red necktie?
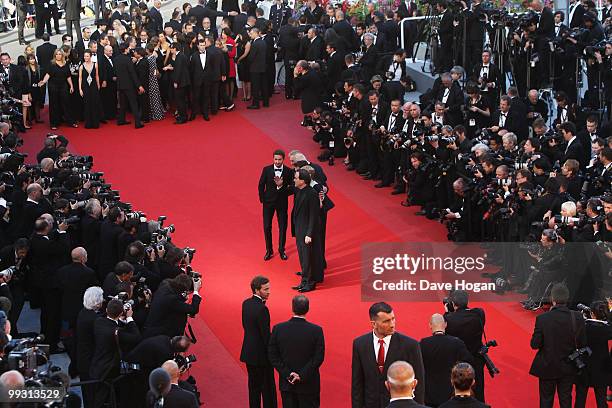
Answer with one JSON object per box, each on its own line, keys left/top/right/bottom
{"left": 377, "top": 339, "right": 385, "bottom": 373}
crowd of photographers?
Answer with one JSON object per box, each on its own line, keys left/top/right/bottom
{"left": 0, "top": 129, "right": 202, "bottom": 407}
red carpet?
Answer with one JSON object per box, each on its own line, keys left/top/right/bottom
{"left": 21, "top": 100, "right": 595, "bottom": 407}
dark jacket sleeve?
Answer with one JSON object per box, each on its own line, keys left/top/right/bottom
{"left": 297, "top": 325, "right": 325, "bottom": 382}
{"left": 268, "top": 326, "right": 291, "bottom": 379}
{"left": 351, "top": 338, "right": 365, "bottom": 408}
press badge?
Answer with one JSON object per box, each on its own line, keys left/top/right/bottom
{"left": 469, "top": 119, "right": 475, "bottom": 127}
{"left": 329, "top": 141, "right": 335, "bottom": 148}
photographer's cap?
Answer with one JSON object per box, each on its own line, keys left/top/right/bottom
{"left": 370, "top": 75, "right": 383, "bottom": 84}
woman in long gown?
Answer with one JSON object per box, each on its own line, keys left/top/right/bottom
{"left": 146, "top": 44, "right": 165, "bottom": 121}
{"left": 26, "top": 54, "right": 42, "bottom": 124}
{"left": 38, "top": 49, "right": 77, "bottom": 130}
{"left": 68, "top": 49, "right": 83, "bottom": 122}
{"left": 79, "top": 50, "right": 102, "bottom": 129}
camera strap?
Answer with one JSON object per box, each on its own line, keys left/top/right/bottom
{"left": 185, "top": 322, "right": 198, "bottom": 344}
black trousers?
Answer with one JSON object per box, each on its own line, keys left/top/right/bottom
{"left": 205, "top": 80, "right": 220, "bottom": 115}
{"left": 8, "top": 281, "right": 25, "bottom": 336}
{"left": 320, "top": 211, "right": 327, "bottom": 270}
{"left": 100, "top": 81, "right": 117, "bottom": 120}
{"left": 283, "top": 60, "right": 294, "bottom": 97}
{"left": 366, "top": 132, "right": 381, "bottom": 177}
{"left": 280, "top": 391, "right": 319, "bottom": 408}
{"left": 538, "top": 377, "right": 573, "bottom": 408}
{"left": 246, "top": 365, "right": 277, "bottom": 408}
{"left": 118, "top": 88, "right": 141, "bottom": 126}
{"left": 266, "top": 61, "right": 276, "bottom": 96}
{"left": 263, "top": 202, "right": 288, "bottom": 252}
{"left": 174, "top": 86, "right": 188, "bottom": 121}
{"left": 34, "top": 7, "right": 49, "bottom": 38}
{"left": 41, "top": 288, "right": 62, "bottom": 348}
{"left": 48, "top": 86, "right": 73, "bottom": 127}
{"left": 79, "top": 371, "right": 95, "bottom": 408}
{"left": 296, "top": 234, "right": 323, "bottom": 284}
{"left": 575, "top": 383, "right": 607, "bottom": 408}
{"left": 472, "top": 356, "right": 486, "bottom": 403}
{"left": 138, "top": 88, "right": 150, "bottom": 122}
{"left": 251, "top": 71, "right": 269, "bottom": 106}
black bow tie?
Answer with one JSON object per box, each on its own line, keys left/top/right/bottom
{"left": 91, "top": 53, "right": 96, "bottom": 56}
{"left": 274, "top": 167, "right": 282, "bottom": 171}
{"left": 391, "top": 113, "right": 398, "bottom": 116}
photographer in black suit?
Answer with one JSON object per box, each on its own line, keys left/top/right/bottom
{"left": 420, "top": 314, "right": 471, "bottom": 407}
{"left": 144, "top": 273, "right": 202, "bottom": 338}
{"left": 352, "top": 302, "right": 425, "bottom": 407}
{"left": 259, "top": 150, "right": 293, "bottom": 261}
{"left": 443, "top": 290, "right": 486, "bottom": 403}
{"left": 114, "top": 43, "right": 145, "bottom": 129}
{"left": 160, "top": 360, "right": 199, "bottom": 408}
{"left": 240, "top": 276, "right": 277, "bottom": 408}
{"left": 170, "top": 43, "right": 191, "bottom": 124}
{"left": 268, "top": 295, "right": 325, "bottom": 408}
{"left": 293, "top": 60, "right": 323, "bottom": 115}
{"left": 90, "top": 298, "right": 141, "bottom": 408}
{"left": 529, "top": 283, "right": 586, "bottom": 408}
{"left": 76, "top": 286, "right": 104, "bottom": 408}
{"left": 385, "top": 361, "right": 428, "bottom": 408}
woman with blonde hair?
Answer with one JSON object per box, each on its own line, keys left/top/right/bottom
{"left": 38, "top": 49, "right": 77, "bottom": 130}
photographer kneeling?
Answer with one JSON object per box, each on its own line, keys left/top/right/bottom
{"left": 143, "top": 274, "right": 202, "bottom": 338}
{"left": 444, "top": 290, "right": 488, "bottom": 403}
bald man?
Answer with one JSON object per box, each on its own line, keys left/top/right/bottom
{"left": 0, "top": 370, "right": 25, "bottom": 390}
{"left": 57, "top": 247, "right": 97, "bottom": 330}
{"left": 419, "top": 314, "right": 471, "bottom": 407}
{"left": 161, "top": 360, "right": 199, "bottom": 408}
{"left": 385, "top": 361, "right": 428, "bottom": 407}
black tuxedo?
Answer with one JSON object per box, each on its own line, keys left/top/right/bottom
{"left": 333, "top": 19, "right": 358, "bottom": 51}
{"left": 530, "top": 306, "right": 586, "bottom": 408}
{"left": 437, "top": 9, "right": 454, "bottom": 71}
{"left": 491, "top": 109, "right": 521, "bottom": 137}
{"left": 114, "top": 52, "right": 142, "bottom": 127}
{"left": 470, "top": 63, "right": 503, "bottom": 98}
{"left": 259, "top": 164, "right": 293, "bottom": 253}
{"left": 171, "top": 52, "right": 191, "bottom": 121}
{"left": 188, "top": 4, "right": 227, "bottom": 26}
{"left": 293, "top": 69, "right": 323, "bottom": 114}
{"left": 278, "top": 24, "right": 301, "bottom": 97}
{"left": 98, "top": 54, "right": 117, "bottom": 120}
{"left": 16, "top": 199, "right": 52, "bottom": 238}
{"left": 164, "top": 384, "right": 199, "bottom": 408}
{"left": 190, "top": 47, "right": 222, "bottom": 118}
{"left": 561, "top": 137, "right": 586, "bottom": 170}
{"left": 124, "top": 335, "right": 174, "bottom": 371}
{"left": 420, "top": 334, "right": 472, "bottom": 406}
{"left": 143, "top": 282, "right": 201, "bottom": 338}
{"left": 379, "top": 20, "right": 399, "bottom": 53}
{"left": 57, "top": 262, "right": 97, "bottom": 327}
{"left": 249, "top": 36, "right": 269, "bottom": 107}
{"left": 352, "top": 332, "right": 426, "bottom": 407}
{"left": 97, "top": 220, "right": 124, "bottom": 275}
{"left": 292, "top": 185, "right": 322, "bottom": 286}
{"left": 397, "top": 1, "right": 417, "bottom": 19}
{"left": 377, "top": 55, "right": 406, "bottom": 81}
{"left": 36, "top": 42, "right": 57, "bottom": 75}
{"left": 76, "top": 308, "right": 99, "bottom": 407}
{"left": 436, "top": 83, "right": 464, "bottom": 126}
{"left": 326, "top": 50, "right": 345, "bottom": 92}
{"left": 134, "top": 57, "right": 150, "bottom": 122}
{"left": 268, "top": 317, "right": 325, "bottom": 404}
{"left": 387, "top": 399, "right": 429, "bottom": 408}
{"left": 240, "top": 296, "right": 277, "bottom": 408}
{"left": 359, "top": 45, "right": 378, "bottom": 83}
{"left": 303, "top": 36, "right": 325, "bottom": 61}
{"left": 439, "top": 396, "right": 490, "bottom": 408}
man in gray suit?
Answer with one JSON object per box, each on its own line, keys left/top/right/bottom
{"left": 64, "top": 0, "right": 82, "bottom": 42}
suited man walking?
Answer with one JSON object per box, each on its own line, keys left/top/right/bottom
{"left": 259, "top": 150, "right": 294, "bottom": 261}
{"left": 248, "top": 28, "right": 269, "bottom": 109}
{"left": 419, "top": 314, "right": 471, "bottom": 407}
{"left": 268, "top": 295, "right": 325, "bottom": 408}
{"left": 529, "top": 283, "right": 586, "bottom": 408}
{"left": 170, "top": 42, "right": 191, "bottom": 124}
{"left": 240, "top": 276, "right": 277, "bottom": 408}
{"left": 385, "top": 361, "right": 428, "bottom": 408}
{"left": 291, "top": 169, "right": 321, "bottom": 293}
{"left": 99, "top": 45, "right": 117, "bottom": 121}
{"left": 352, "top": 302, "right": 425, "bottom": 407}
{"left": 189, "top": 37, "right": 222, "bottom": 121}
{"left": 114, "top": 43, "right": 145, "bottom": 129}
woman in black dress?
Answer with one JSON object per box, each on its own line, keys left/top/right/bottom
{"left": 38, "top": 49, "right": 77, "bottom": 130}
{"left": 68, "top": 49, "right": 83, "bottom": 122}
{"left": 25, "top": 54, "right": 42, "bottom": 124}
{"left": 16, "top": 56, "right": 31, "bottom": 130}
{"left": 79, "top": 50, "right": 102, "bottom": 129}
{"left": 235, "top": 31, "right": 251, "bottom": 101}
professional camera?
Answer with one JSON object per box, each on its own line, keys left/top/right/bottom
{"left": 479, "top": 340, "right": 500, "bottom": 377}
{"left": 576, "top": 303, "right": 592, "bottom": 319}
{"left": 567, "top": 346, "right": 592, "bottom": 371}
{"left": 174, "top": 354, "right": 197, "bottom": 371}
{"left": 4, "top": 335, "right": 49, "bottom": 377}
{"left": 184, "top": 265, "right": 201, "bottom": 282}
{"left": 584, "top": 41, "right": 607, "bottom": 58}
{"left": 442, "top": 297, "right": 455, "bottom": 312}
{"left": 112, "top": 292, "right": 135, "bottom": 311}
{"left": 0, "top": 266, "right": 15, "bottom": 280}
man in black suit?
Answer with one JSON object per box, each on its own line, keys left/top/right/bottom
{"left": 76, "top": 286, "right": 105, "bottom": 408}
{"left": 90, "top": 299, "right": 141, "bottom": 408}
{"left": 189, "top": 38, "right": 219, "bottom": 121}
{"left": 114, "top": 43, "right": 145, "bottom": 129}
{"left": 444, "top": 290, "right": 486, "bottom": 403}
{"left": 436, "top": 1, "right": 454, "bottom": 72}
{"left": 291, "top": 169, "right": 321, "bottom": 293}
{"left": 439, "top": 363, "right": 490, "bottom": 408}
{"left": 379, "top": 11, "right": 399, "bottom": 54}
{"left": 259, "top": 150, "right": 293, "bottom": 261}
{"left": 0, "top": 239, "right": 29, "bottom": 336}
{"left": 144, "top": 274, "right": 202, "bottom": 338}
{"left": 490, "top": 96, "right": 521, "bottom": 138}
{"left": 567, "top": 0, "right": 585, "bottom": 27}
{"left": 99, "top": 45, "right": 118, "bottom": 121}
{"left": 278, "top": 19, "right": 301, "bottom": 99}
{"left": 293, "top": 60, "right": 323, "bottom": 115}
{"left": 333, "top": 10, "right": 358, "bottom": 52}
{"left": 16, "top": 183, "right": 52, "bottom": 239}
{"left": 470, "top": 50, "right": 503, "bottom": 103}
{"left": 248, "top": 28, "right": 269, "bottom": 109}
{"left": 240, "top": 276, "right": 277, "bottom": 408}
{"left": 133, "top": 48, "right": 151, "bottom": 123}
{"left": 0, "top": 53, "right": 25, "bottom": 102}
{"left": 420, "top": 314, "right": 471, "bottom": 407}
{"left": 149, "top": 0, "right": 164, "bottom": 34}
{"left": 97, "top": 206, "right": 125, "bottom": 277}
{"left": 169, "top": 43, "right": 191, "bottom": 124}
{"left": 29, "top": 216, "right": 70, "bottom": 353}
{"left": 268, "top": 295, "right": 325, "bottom": 408}
{"left": 36, "top": 34, "right": 56, "bottom": 76}
{"left": 325, "top": 43, "right": 344, "bottom": 94}
{"left": 385, "top": 361, "right": 428, "bottom": 408}
{"left": 529, "top": 283, "right": 586, "bottom": 408}
{"left": 302, "top": 27, "right": 324, "bottom": 61}
{"left": 58, "top": 247, "right": 98, "bottom": 331}
{"left": 435, "top": 73, "right": 463, "bottom": 126}
{"left": 302, "top": 165, "right": 334, "bottom": 272}
{"left": 188, "top": 0, "right": 235, "bottom": 27}
{"left": 352, "top": 302, "right": 426, "bottom": 407}
{"left": 102, "top": 261, "right": 134, "bottom": 298}
{"left": 160, "top": 360, "right": 199, "bottom": 407}
{"left": 73, "top": 27, "right": 92, "bottom": 60}
{"left": 559, "top": 121, "right": 586, "bottom": 170}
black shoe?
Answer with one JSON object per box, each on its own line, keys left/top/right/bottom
{"left": 346, "top": 164, "right": 355, "bottom": 171}
{"left": 188, "top": 114, "right": 196, "bottom": 121}
{"left": 226, "top": 103, "right": 235, "bottom": 111}
{"left": 415, "top": 210, "right": 427, "bottom": 216}
{"left": 203, "top": 115, "right": 210, "bottom": 121}
{"left": 375, "top": 182, "right": 390, "bottom": 188}
{"left": 264, "top": 251, "right": 273, "bottom": 261}
{"left": 135, "top": 123, "right": 144, "bottom": 129}
{"left": 247, "top": 105, "right": 260, "bottom": 110}
{"left": 279, "top": 251, "right": 288, "bottom": 260}
{"left": 298, "top": 284, "right": 316, "bottom": 293}
{"left": 391, "top": 189, "right": 405, "bottom": 195}
{"left": 295, "top": 271, "right": 302, "bottom": 276}
{"left": 117, "top": 121, "right": 131, "bottom": 126}
{"left": 361, "top": 173, "right": 372, "bottom": 180}
{"left": 292, "top": 284, "right": 304, "bottom": 290}
{"left": 400, "top": 201, "right": 413, "bottom": 207}
{"left": 174, "top": 119, "right": 186, "bottom": 125}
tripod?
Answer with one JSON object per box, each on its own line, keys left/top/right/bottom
{"left": 412, "top": 4, "right": 440, "bottom": 74}
{"left": 491, "top": 22, "right": 516, "bottom": 96}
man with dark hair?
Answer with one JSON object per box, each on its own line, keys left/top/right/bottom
{"left": 259, "top": 150, "right": 293, "bottom": 261}
{"left": 248, "top": 28, "right": 269, "bottom": 109}
{"left": 559, "top": 121, "right": 586, "bottom": 170}
{"left": 102, "top": 261, "right": 134, "bottom": 298}
{"left": 114, "top": 43, "right": 145, "bottom": 129}
{"left": 268, "top": 295, "right": 325, "bottom": 408}
{"left": 291, "top": 168, "right": 322, "bottom": 293}
{"left": 98, "top": 207, "right": 126, "bottom": 278}
{"left": 169, "top": 43, "right": 191, "bottom": 124}
{"left": 439, "top": 363, "right": 490, "bottom": 407}
{"left": 529, "top": 283, "right": 586, "bottom": 408}
{"left": 240, "top": 276, "right": 277, "bottom": 408}
{"left": 351, "top": 302, "right": 425, "bottom": 407}
{"left": 444, "top": 290, "right": 487, "bottom": 403}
